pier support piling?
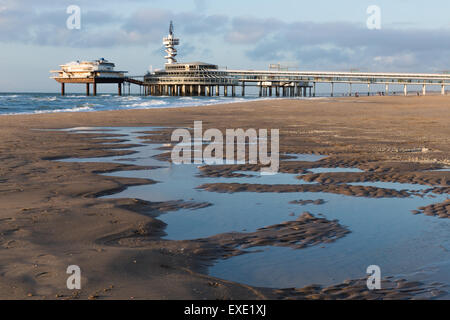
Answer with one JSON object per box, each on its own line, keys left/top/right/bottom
{"left": 61, "top": 83, "right": 65, "bottom": 96}
{"left": 422, "top": 84, "right": 426, "bottom": 96}
{"left": 118, "top": 83, "right": 122, "bottom": 96}
{"left": 331, "top": 82, "right": 334, "bottom": 97}
{"left": 403, "top": 84, "right": 408, "bottom": 96}
{"left": 442, "top": 84, "right": 446, "bottom": 95}
{"left": 86, "top": 83, "right": 90, "bottom": 96}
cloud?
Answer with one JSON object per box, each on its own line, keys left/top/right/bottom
{"left": 225, "top": 16, "right": 450, "bottom": 72}
{"left": 225, "top": 16, "right": 284, "bottom": 44}
{"left": 0, "top": 3, "right": 228, "bottom": 47}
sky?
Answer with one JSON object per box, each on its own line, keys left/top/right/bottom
{"left": 0, "top": 0, "right": 449, "bottom": 92}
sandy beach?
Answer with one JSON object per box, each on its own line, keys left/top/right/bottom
{"left": 0, "top": 95, "right": 449, "bottom": 300}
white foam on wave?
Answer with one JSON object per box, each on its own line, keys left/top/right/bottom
{"left": 127, "top": 100, "right": 168, "bottom": 108}
{"left": 32, "top": 96, "right": 58, "bottom": 102}
{"left": 33, "top": 106, "right": 94, "bottom": 114}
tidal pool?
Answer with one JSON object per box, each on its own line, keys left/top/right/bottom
{"left": 57, "top": 127, "right": 450, "bottom": 297}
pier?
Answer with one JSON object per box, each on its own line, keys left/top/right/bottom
{"left": 50, "top": 58, "right": 128, "bottom": 96}
{"left": 51, "top": 22, "right": 450, "bottom": 97}
{"left": 128, "top": 68, "right": 449, "bottom": 98}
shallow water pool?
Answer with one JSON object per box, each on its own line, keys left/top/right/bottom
{"left": 57, "top": 127, "right": 450, "bottom": 296}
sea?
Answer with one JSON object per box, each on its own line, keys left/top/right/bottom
{"left": 0, "top": 92, "right": 276, "bottom": 116}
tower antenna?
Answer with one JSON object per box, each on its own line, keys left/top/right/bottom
{"left": 169, "top": 21, "right": 174, "bottom": 35}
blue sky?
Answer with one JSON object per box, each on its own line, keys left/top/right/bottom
{"left": 1, "top": 0, "right": 449, "bottom": 92}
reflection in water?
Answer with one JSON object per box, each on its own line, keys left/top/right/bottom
{"left": 58, "top": 127, "right": 450, "bottom": 296}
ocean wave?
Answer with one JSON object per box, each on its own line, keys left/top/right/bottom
{"left": 118, "top": 96, "right": 141, "bottom": 101}
{"left": 33, "top": 106, "right": 94, "bottom": 114}
{"left": 64, "top": 95, "right": 87, "bottom": 99}
{"left": 0, "top": 93, "right": 279, "bottom": 115}
{"left": 127, "top": 100, "right": 168, "bottom": 108}
{"left": 32, "top": 97, "right": 58, "bottom": 102}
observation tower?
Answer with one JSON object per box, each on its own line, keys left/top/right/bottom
{"left": 163, "top": 21, "right": 180, "bottom": 65}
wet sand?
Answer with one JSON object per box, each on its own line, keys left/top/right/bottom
{"left": 0, "top": 96, "right": 449, "bottom": 299}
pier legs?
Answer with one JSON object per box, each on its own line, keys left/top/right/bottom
{"left": 242, "top": 83, "right": 245, "bottom": 97}
{"left": 442, "top": 84, "right": 446, "bottom": 95}
{"left": 422, "top": 84, "right": 426, "bottom": 96}
{"left": 367, "top": 83, "right": 370, "bottom": 96}
{"left": 349, "top": 83, "right": 352, "bottom": 96}
{"left": 232, "top": 85, "right": 236, "bottom": 97}
{"left": 224, "top": 86, "right": 228, "bottom": 97}
{"left": 403, "top": 84, "right": 407, "bottom": 96}
{"left": 118, "top": 83, "right": 122, "bottom": 96}
{"left": 313, "top": 82, "right": 316, "bottom": 97}
{"left": 385, "top": 84, "right": 389, "bottom": 96}
{"left": 93, "top": 83, "right": 97, "bottom": 96}
{"left": 216, "top": 85, "right": 220, "bottom": 96}
{"left": 331, "top": 82, "right": 334, "bottom": 97}
{"left": 86, "top": 83, "right": 90, "bottom": 96}
{"left": 61, "top": 83, "right": 65, "bottom": 96}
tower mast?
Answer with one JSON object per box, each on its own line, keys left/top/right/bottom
{"left": 163, "top": 21, "right": 180, "bottom": 65}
